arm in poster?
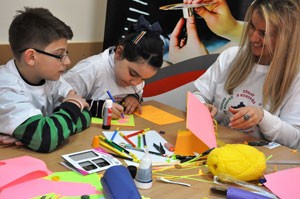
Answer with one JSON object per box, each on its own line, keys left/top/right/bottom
{"left": 169, "top": 15, "right": 208, "bottom": 64}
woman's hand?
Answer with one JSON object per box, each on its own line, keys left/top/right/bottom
{"left": 229, "top": 106, "right": 264, "bottom": 129}
{"left": 204, "top": 103, "right": 218, "bottom": 117}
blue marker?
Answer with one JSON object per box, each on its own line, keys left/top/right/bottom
{"left": 105, "top": 89, "right": 125, "bottom": 118}
{"left": 110, "top": 127, "right": 120, "bottom": 141}
{"left": 106, "top": 89, "right": 116, "bottom": 102}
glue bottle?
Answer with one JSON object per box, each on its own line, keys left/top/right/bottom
{"left": 102, "top": 99, "right": 112, "bottom": 130}
{"left": 134, "top": 149, "right": 152, "bottom": 189}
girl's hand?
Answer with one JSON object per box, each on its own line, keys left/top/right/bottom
{"left": 112, "top": 103, "right": 125, "bottom": 119}
{"left": 122, "top": 96, "right": 142, "bottom": 114}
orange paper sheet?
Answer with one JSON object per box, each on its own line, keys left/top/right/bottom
{"left": 135, "top": 105, "right": 184, "bottom": 125}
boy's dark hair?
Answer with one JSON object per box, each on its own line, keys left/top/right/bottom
{"left": 117, "top": 16, "right": 164, "bottom": 69}
{"left": 9, "top": 7, "right": 73, "bottom": 60}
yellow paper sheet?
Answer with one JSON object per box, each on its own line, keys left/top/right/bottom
{"left": 92, "top": 114, "right": 135, "bottom": 127}
{"left": 135, "top": 105, "right": 184, "bottom": 125}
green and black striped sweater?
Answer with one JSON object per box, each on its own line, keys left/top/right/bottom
{"left": 13, "top": 102, "right": 91, "bottom": 153}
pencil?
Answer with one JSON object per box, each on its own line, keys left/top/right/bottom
{"left": 137, "top": 134, "right": 141, "bottom": 149}
{"left": 142, "top": 133, "right": 147, "bottom": 148}
{"left": 124, "top": 145, "right": 166, "bottom": 157}
{"left": 127, "top": 128, "right": 150, "bottom": 138}
{"left": 108, "top": 152, "right": 139, "bottom": 163}
{"left": 111, "top": 140, "right": 139, "bottom": 160}
{"left": 267, "top": 160, "right": 300, "bottom": 165}
{"left": 119, "top": 132, "right": 136, "bottom": 148}
{"left": 99, "top": 140, "right": 128, "bottom": 158}
{"left": 99, "top": 135, "right": 120, "bottom": 150}
{"left": 105, "top": 89, "right": 125, "bottom": 118}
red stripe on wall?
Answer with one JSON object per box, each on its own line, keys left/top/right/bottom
{"left": 143, "top": 70, "right": 206, "bottom": 97}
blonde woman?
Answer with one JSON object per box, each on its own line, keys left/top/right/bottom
{"left": 193, "top": 0, "right": 300, "bottom": 149}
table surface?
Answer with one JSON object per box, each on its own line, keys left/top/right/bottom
{"left": 1, "top": 100, "right": 299, "bottom": 198}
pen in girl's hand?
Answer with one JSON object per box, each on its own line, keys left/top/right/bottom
{"left": 105, "top": 89, "right": 125, "bottom": 118}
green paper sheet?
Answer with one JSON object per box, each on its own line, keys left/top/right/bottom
{"left": 92, "top": 114, "right": 135, "bottom": 127}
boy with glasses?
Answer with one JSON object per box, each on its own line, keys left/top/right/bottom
{"left": 0, "top": 7, "right": 91, "bottom": 152}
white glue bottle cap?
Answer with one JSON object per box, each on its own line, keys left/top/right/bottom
{"left": 134, "top": 148, "right": 152, "bottom": 189}
{"left": 105, "top": 99, "right": 113, "bottom": 108}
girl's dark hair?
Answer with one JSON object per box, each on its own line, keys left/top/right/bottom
{"left": 9, "top": 7, "right": 73, "bottom": 60}
{"left": 116, "top": 16, "right": 164, "bottom": 69}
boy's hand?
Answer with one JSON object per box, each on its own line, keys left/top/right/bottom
{"left": 123, "top": 96, "right": 142, "bottom": 114}
{"left": 65, "top": 90, "right": 89, "bottom": 110}
{"left": 0, "top": 134, "right": 23, "bottom": 146}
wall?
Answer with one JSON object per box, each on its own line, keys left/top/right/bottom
{"left": 0, "top": 0, "right": 107, "bottom": 65}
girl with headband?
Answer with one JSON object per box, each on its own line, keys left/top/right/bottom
{"left": 64, "top": 15, "right": 164, "bottom": 119}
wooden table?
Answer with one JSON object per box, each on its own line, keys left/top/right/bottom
{"left": 1, "top": 100, "right": 299, "bottom": 198}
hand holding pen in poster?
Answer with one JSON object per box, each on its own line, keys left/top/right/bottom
{"left": 168, "top": 0, "right": 244, "bottom": 64}
{"left": 160, "top": 1, "right": 216, "bottom": 10}
{"left": 160, "top": 1, "right": 216, "bottom": 18}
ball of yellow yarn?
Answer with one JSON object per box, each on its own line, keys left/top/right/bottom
{"left": 207, "top": 144, "right": 266, "bottom": 181}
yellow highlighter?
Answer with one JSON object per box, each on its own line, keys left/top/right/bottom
{"left": 99, "top": 140, "right": 128, "bottom": 158}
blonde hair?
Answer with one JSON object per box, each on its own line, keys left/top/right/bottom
{"left": 225, "top": 0, "right": 300, "bottom": 113}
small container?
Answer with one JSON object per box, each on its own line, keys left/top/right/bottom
{"left": 102, "top": 99, "right": 112, "bottom": 130}
{"left": 134, "top": 149, "right": 152, "bottom": 189}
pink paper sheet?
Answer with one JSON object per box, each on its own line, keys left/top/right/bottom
{"left": 186, "top": 92, "right": 217, "bottom": 148}
{"left": 264, "top": 167, "right": 300, "bottom": 199}
{"left": 0, "top": 156, "right": 51, "bottom": 190}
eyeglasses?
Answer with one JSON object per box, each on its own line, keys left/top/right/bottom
{"left": 19, "top": 48, "right": 69, "bottom": 62}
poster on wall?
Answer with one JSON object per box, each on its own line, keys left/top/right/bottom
{"left": 103, "top": 0, "right": 254, "bottom": 110}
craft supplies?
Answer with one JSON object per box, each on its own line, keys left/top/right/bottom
{"left": 61, "top": 149, "right": 122, "bottom": 175}
{"left": 102, "top": 100, "right": 112, "bottom": 130}
{"left": 207, "top": 144, "right": 266, "bottom": 181}
{"left": 134, "top": 149, "right": 152, "bottom": 189}
{"left": 157, "top": 177, "right": 191, "bottom": 187}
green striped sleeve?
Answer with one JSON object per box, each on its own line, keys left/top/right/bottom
{"left": 13, "top": 103, "right": 91, "bottom": 153}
